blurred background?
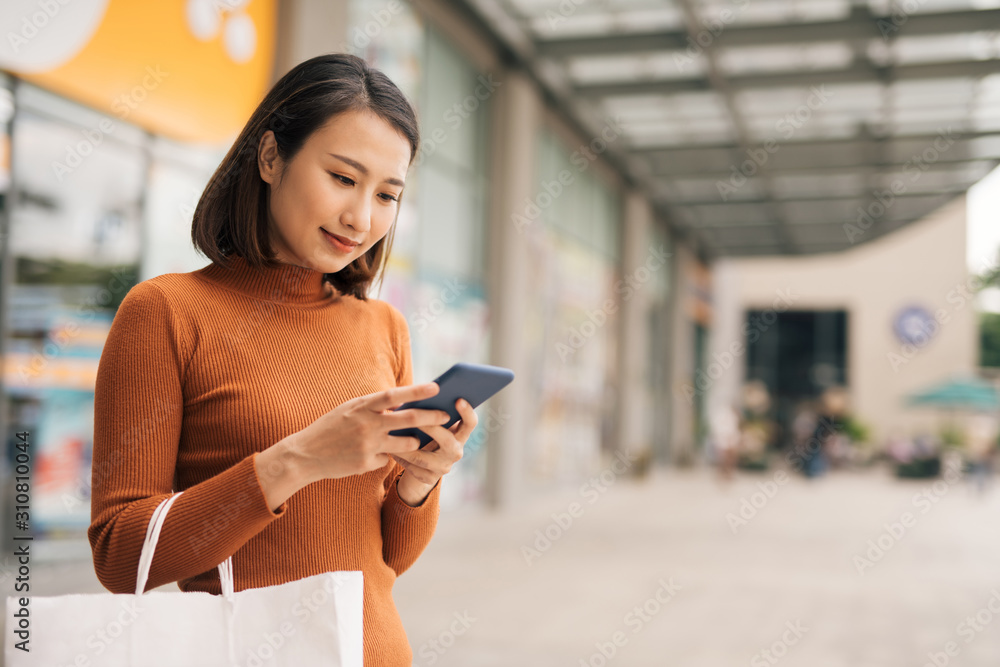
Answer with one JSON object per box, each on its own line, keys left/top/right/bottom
{"left": 1, "top": 0, "right": 999, "bottom": 664}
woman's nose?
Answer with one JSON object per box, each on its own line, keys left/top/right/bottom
{"left": 343, "top": 195, "right": 371, "bottom": 233}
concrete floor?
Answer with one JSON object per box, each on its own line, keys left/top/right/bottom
{"left": 19, "top": 466, "right": 1000, "bottom": 666}
{"left": 394, "top": 466, "right": 1000, "bottom": 667}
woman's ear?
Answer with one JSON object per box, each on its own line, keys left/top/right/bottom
{"left": 258, "top": 130, "right": 280, "bottom": 185}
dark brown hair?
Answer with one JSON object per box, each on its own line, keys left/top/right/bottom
{"left": 191, "top": 53, "right": 420, "bottom": 300}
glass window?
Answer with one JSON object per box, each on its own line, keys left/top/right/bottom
{"left": 528, "top": 127, "right": 623, "bottom": 483}
{"left": 5, "top": 83, "right": 146, "bottom": 538}
{"left": 407, "top": 28, "right": 493, "bottom": 505}
{"left": 143, "top": 136, "right": 225, "bottom": 279}
{"left": 535, "top": 129, "right": 621, "bottom": 262}
{"left": 413, "top": 27, "right": 490, "bottom": 287}
{"left": 345, "top": 10, "right": 493, "bottom": 506}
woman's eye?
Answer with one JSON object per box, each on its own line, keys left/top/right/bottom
{"left": 331, "top": 173, "right": 397, "bottom": 202}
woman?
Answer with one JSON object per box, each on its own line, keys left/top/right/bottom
{"left": 88, "top": 53, "right": 477, "bottom": 666}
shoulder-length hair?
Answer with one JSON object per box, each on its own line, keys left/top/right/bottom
{"left": 192, "top": 53, "right": 420, "bottom": 300}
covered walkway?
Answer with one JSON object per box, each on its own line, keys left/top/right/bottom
{"left": 396, "top": 467, "right": 1000, "bottom": 666}
{"left": 23, "top": 467, "right": 1000, "bottom": 665}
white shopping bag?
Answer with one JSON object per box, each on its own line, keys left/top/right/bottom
{"left": 5, "top": 492, "right": 364, "bottom": 666}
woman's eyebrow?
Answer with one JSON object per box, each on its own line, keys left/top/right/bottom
{"left": 328, "top": 153, "right": 405, "bottom": 188}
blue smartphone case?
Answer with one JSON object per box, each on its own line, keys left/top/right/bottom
{"left": 388, "top": 362, "right": 515, "bottom": 448}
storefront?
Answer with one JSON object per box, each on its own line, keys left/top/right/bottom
{"left": 343, "top": 0, "right": 494, "bottom": 506}
{"left": 644, "top": 220, "right": 673, "bottom": 463}
{"left": 524, "top": 127, "right": 623, "bottom": 485}
{"left": 0, "top": 0, "right": 277, "bottom": 552}
{"left": 0, "top": 0, "right": 680, "bottom": 532}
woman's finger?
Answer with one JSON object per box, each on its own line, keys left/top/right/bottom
{"left": 390, "top": 454, "right": 437, "bottom": 483}
{"left": 419, "top": 423, "right": 459, "bottom": 449}
{"left": 393, "top": 447, "right": 438, "bottom": 472}
{"left": 390, "top": 453, "right": 420, "bottom": 475}
{"left": 452, "top": 399, "right": 479, "bottom": 442}
{"left": 419, "top": 425, "right": 465, "bottom": 465}
{"left": 380, "top": 435, "right": 424, "bottom": 455}
{"left": 365, "top": 382, "right": 439, "bottom": 413}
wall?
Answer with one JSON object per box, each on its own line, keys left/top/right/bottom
{"left": 667, "top": 242, "right": 705, "bottom": 463}
{"left": 708, "top": 195, "right": 976, "bottom": 443}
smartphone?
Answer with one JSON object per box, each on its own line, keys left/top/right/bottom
{"left": 388, "top": 362, "right": 515, "bottom": 448}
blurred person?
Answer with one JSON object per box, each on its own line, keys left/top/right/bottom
{"left": 736, "top": 380, "right": 776, "bottom": 470}
{"left": 88, "top": 54, "right": 476, "bottom": 667}
{"left": 800, "top": 386, "right": 847, "bottom": 478}
{"left": 789, "top": 402, "right": 818, "bottom": 465}
{"left": 894, "top": 431, "right": 943, "bottom": 478}
{"left": 791, "top": 403, "right": 818, "bottom": 446}
{"left": 709, "top": 403, "right": 741, "bottom": 482}
{"left": 885, "top": 430, "right": 915, "bottom": 464}
{"left": 826, "top": 430, "right": 852, "bottom": 468}
{"left": 912, "top": 432, "right": 940, "bottom": 460}
{"left": 738, "top": 417, "right": 771, "bottom": 469}
{"left": 964, "top": 414, "right": 998, "bottom": 495}
{"left": 742, "top": 380, "right": 771, "bottom": 416}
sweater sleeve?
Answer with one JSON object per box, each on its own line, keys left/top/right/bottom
{"left": 380, "top": 303, "right": 441, "bottom": 576}
{"left": 88, "top": 281, "right": 286, "bottom": 594}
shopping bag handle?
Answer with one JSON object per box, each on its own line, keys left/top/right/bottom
{"left": 135, "top": 491, "right": 235, "bottom": 598}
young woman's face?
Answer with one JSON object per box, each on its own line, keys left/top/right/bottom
{"left": 258, "top": 108, "right": 411, "bottom": 275}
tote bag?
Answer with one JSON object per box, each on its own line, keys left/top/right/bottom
{"left": 5, "top": 491, "right": 364, "bottom": 666}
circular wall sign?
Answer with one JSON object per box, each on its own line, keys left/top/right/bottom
{"left": 893, "top": 306, "right": 937, "bottom": 347}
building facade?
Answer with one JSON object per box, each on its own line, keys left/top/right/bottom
{"left": 0, "top": 0, "right": 699, "bottom": 557}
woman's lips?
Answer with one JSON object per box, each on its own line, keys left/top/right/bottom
{"left": 321, "top": 228, "right": 359, "bottom": 252}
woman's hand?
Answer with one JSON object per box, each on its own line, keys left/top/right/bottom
{"left": 256, "top": 383, "right": 452, "bottom": 511}
{"left": 390, "top": 397, "right": 479, "bottom": 506}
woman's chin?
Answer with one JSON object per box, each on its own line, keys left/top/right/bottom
{"left": 320, "top": 255, "right": 354, "bottom": 273}
{"left": 297, "top": 247, "right": 353, "bottom": 273}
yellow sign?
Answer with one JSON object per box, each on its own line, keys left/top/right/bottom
{"left": 1, "top": 0, "right": 276, "bottom": 144}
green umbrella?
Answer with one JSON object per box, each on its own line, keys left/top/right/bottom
{"left": 906, "top": 376, "right": 1000, "bottom": 411}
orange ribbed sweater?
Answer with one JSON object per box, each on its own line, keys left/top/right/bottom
{"left": 88, "top": 253, "right": 441, "bottom": 667}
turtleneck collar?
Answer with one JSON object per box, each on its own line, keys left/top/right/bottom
{"left": 197, "top": 253, "right": 336, "bottom": 306}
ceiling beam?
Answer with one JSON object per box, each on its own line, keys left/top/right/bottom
{"left": 648, "top": 156, "right": 1000, "bottom": 178}
{"left": 684, "top": 211, "right": 951, "bottom": 231}
{"left": 673, "top": 0, "right": 796, "bottom": 253}
{"left": 659, "top": 187, "right": 972, "bottom": 207}
{"left": 575, "top": 58, "right": 1000, "bottom": 98}
{"left": 633, "top": 130, "right": 1000, "bottom": 156}
{"left": 536, "top": 7, "right": 1000, "bottom": 58}
{"left": 451, "top": 0, "right": 992, "bottom": 258}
